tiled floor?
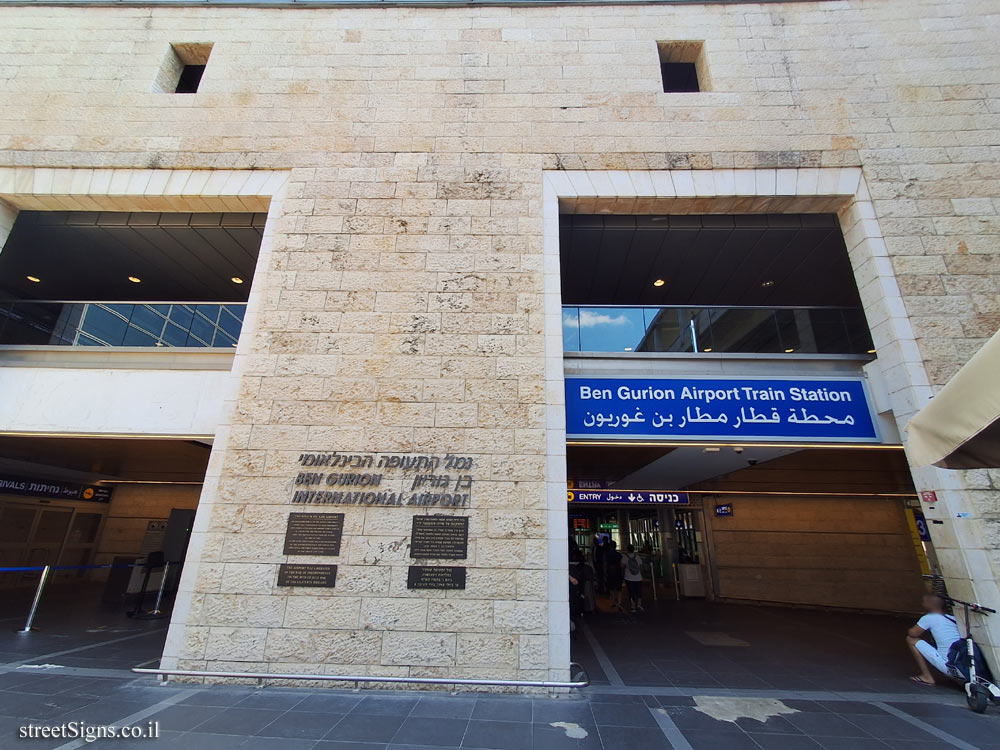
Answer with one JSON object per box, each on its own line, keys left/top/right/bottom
{"left": 1, "top": 585, "right": 998, "bottom": 748}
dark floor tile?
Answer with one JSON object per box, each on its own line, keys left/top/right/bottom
{"left": 471, "top": 698, "right": 532, "bottom": 722}
{"left": 145, "top": 703, "right": 225, "bottom": 732}
{"left": 736, "top": 716, "right": 803, "bottom": 735}
{"left": 391, "top": 717, "right": 468, "bottom": 746}
{"left": 328, "top": 714, "right": 406, "bottom": 743}
{"left": 353, "top": 696, "right": 419, "bottom": 717}
{"left": 313, "top": 742, "right": 387, "bottom": 750}
{"left": 581, "top": 693, "right": 646, "bottom": 704}
{"left": 843, "top": 714, "right": 936, "bottom": 741}
{"left": 749, "top": 734, "right": 826, "bottom": 750}
{"left": 194, "top": 707, "right": 286, "bottom": 735}
{"left": 782, "top": 700, "right": 831, "bottom": 713}
{"left": 596, "top": 726, "right": 672, "bottom": 750}
{"left": 827, "top": 702, "right": 888, "bottom": 716}
{"left": 240, "top": 738, "right": 318, "bottom": 750}
{"left": 589, "top": 702, "right": 657, "bottom": 727}
{"left": 909, "top": 716, "right": 1000, "bottom": 744}
{"left": 880, "top": 741, "right": 956, "bottom": 750}
{"left": 681, "top": 730, "right": 762, "bottom": 750}
{"left": 814, "top": 739, "right": 891, "bottom": 750}
{"left": 461, "top": 719, "right": 531, "bottom": 750}
{"left": 61, "top": 698, "right": 150, "bottom": 724}
{"left": 531, "top": 699, "right": 594, "bottom": 724}
{"left": 653, "top": 696, "right": 695, "bottom": 708}
{"left": 180, "top": 688, "right": 258, "bottom": 707}
{"left": 176, "top": 733, "right": 247, "bottom": 750}
{"left": 237, "top": 690, "right": 309, "bottom": 710}
{"left": 659, "top": 706, "right": 742, "bottom": 732}
{"left": 531, "top": 723, "right": 602, "bottom": 750}
{"left": 294, "top": 694, "right": 364, "bottom": 713}
{"left": 257, "top": 710, "right": 344, "bottom": 739}
{"left": 410, "top": 696, "right": 476, "bottom": 719}
{"left": 786, "top": 712, "right": 873, "bottom": 737}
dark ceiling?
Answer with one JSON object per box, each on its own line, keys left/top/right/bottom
{"left": 560, "top": 213, "right": 862, "bottom": 307}
{"left": 0, "top": 436, "right": 211, "bottom": 483}
{"left": 0, "top": 211, "right": 265, "bottom": 302}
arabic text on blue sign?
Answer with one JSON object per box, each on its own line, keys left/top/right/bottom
{"left": 565, "top": 377, "right": 878, "bottom": 442}
{"left": 568, "top": 489, "right": 689, "bottom": 505}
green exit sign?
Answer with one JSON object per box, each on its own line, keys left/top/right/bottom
{"left": 599, "top": 523, "right": 619, "bottom": 530}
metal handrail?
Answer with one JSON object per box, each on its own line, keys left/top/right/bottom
{"left": 133, "top": 663, "right": 591, "bottom": 690}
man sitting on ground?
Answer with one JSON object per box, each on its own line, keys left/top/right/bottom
{"left": 906, "top": 593, "right": 960, "bottom": 686}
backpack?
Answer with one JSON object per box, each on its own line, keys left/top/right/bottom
{"left": 626, "top": 553, "right": 641, "bottom": 576}
{"left": 946, "top": 636, "right": 994, "bottom": 682}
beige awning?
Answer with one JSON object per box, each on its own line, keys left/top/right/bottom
{"left": 906, "top": 328, "right": 1000, "bottom": 469}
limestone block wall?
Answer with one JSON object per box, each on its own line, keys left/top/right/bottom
{"left": 0, "top": 0, "right": 998, "bottom": 681}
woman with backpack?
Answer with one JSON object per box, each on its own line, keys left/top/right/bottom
{"left": 622, "top": 544, "right": 645, "bottom": 613}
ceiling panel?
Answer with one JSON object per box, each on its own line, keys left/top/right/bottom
{"left": 560, "top": 213, "right": 861, "bottom": 307}
{"left": 0, "top": 211, "right": 265, "bottom": 302}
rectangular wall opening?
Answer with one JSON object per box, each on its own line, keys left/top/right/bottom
{"left": 153, "top": 42, "right": 213, "bottom": 94}
{"left": 657, "top": 41, "right": 707, "bottom": 93}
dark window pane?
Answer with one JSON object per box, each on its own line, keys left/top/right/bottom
{"left": 168, "top": 305, "right": 194, "bottom": 328}
{"left": 129, "top": 305, "right": 166, "bottom": 336}
{"left": 81, "top": 306, "right": 128, "bottom": 345}
{"left": 188, "top": 316, "right": 214, "bottom": 345}
{"left": 218, "top": 309, "right": 243, "bottom": 338}
{"left": 161, "top": 322, "right": 189, "bottom": 347}
{"left": 122, "top": 326, "right": 157, "bottom": 346}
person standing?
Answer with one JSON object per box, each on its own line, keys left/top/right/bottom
{"left": 592, "top": 534, "right": 607, "bottom": 595}
{"left": 605, "top": 540, "right": 624, "bottom": 612}
{"left": 622, "top": 544, "right": 645, "bottom": 613}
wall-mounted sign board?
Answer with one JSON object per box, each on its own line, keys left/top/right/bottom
{"left": 569, "top": 489, "right": 689, "bottom": 505}
{"left": 565, "top": 376, "right": 879, "bottom": 443}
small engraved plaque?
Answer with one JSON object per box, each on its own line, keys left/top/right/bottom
{"left": 277, "top": 563, "right": 337, "bottom": 588}
{"left": 283, "top": 512, "right": 344, "bottom": 556}
{"left": 407, "top": 566, "right": 467, "bottom": 590}
{"left": 410, "top": 515, "right": 469, "bottom": 560}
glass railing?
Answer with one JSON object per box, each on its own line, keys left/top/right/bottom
{"left": 0, "top": 300, "right": 246, "bottom": 348}
{"left": 562, "top": 305, "right": 874, "bottom": 356}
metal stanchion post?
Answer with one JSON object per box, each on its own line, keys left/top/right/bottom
{"left": 17, "top": 565, "right": 51, "bottom": 634}
{"left": 649, "top": 561, "right": 657, "bottom": 602}
{"left": 150, "top": 562, "right": 169, "bottom": 615}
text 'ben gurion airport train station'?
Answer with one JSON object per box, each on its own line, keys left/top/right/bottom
{"left": 0, "top": 0, "right": 999, "bottom": 743}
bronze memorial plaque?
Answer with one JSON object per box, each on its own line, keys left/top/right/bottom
{"left": 283, "top": 512, "right": 344, "bottom": 556}
{"left": 407, "top": 565, "right": 467, "bottom": 590}
{"left": 409, "top": 515, "right": 469, "bottom": 559}
{"left": 277, "top": 563, "right": 337, "bottom": 588}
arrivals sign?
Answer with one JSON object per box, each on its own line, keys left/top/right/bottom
{"left": 568, "top": 489, "right": 689, "bottom": 505}
{"left": 565, "top": 377, "right": 878, "bottom": 443}
{"left": 0, "top": 473, "right": 112, "bottom": 503}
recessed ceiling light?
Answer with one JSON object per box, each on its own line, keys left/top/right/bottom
{"left": 231, "top": 276, "right": 244, "bottom": 284}
{"left": 761, "top": 280, "right": 775, "bottom": 288}
{"left": 653, "top": 279, "right": 666, "bottom": 287}
{"left": 624, "top": 347, "right": 633, "bottom": 351}
{"left": 26, "top": 275, "right": 40, "bottom": 283}
{"left": 784, "top": 348, "right": 795, "bottom": 353}
{"left": 702, "top": 447, "right": 721, "bottom": 453}
{"left": 867, "top": 348, "right": 876, "bottom": 354}
{"left": 127, "top": 276, "right": 142, "bottom": 283}
{"left": 703, "top": 347, "right": 713, "bottom": 352}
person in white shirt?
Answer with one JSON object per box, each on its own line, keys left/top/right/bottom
{"left": 906, "top": 593, "right": 961, "bottom": 686}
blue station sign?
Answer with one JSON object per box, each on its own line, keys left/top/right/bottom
{"left": 565, "top": 376, "right": 878, "bottom": 443}
{"left": 568, "top": 489, "right": 689, "bottom": 505}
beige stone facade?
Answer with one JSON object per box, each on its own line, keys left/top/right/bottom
{"left": 0, "top": 0, "right": 998, "bottom": 683}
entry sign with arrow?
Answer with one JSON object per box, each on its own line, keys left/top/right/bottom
{"left": 567, "top": 489, "right": 689, "bottom": 504}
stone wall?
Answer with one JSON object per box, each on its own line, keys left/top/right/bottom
{"left": 0, "top": 0, "right": 997, "bottom": 682}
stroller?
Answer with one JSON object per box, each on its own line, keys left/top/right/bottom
{"left": 939, "top": 593, "right": 1000, "bottom": 713}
